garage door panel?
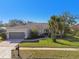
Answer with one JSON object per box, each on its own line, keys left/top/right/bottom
{"left": 9, "top": 32, "right": 25, "bottom": 39}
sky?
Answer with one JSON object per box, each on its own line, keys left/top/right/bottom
{"left": 0, "top": 0, "right": 79, "bottom": 23}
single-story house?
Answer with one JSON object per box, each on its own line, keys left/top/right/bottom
{"left": 6, "top": 23, "right": 48, "bottom": 39}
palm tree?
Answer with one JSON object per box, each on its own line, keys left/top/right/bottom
{"left": 49, "top": 16, "right": 59, "bottom": 42}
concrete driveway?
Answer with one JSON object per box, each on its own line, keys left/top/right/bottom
{"left": 0, "top": 39, "right": 23, "bottom": 59}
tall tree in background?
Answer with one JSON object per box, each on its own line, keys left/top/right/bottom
{"left": 0, "top": 21, "right": 4, "bottom": 27}
{"left": 8, "top": 19, "right": 26, "bottom": 26}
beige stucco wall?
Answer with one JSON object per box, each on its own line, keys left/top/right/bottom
{"left": 6, "top": 27, "right": 28, "bottom": 39}
{"left": 6, "top": 25, "right": 48, "bottom": 39}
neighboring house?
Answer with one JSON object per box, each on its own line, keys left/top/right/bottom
{"left": 6, "top": 23, "right": 48, "bottom": 39}
{"left": 72, "top": 24, "right": 79, "bottom": 30}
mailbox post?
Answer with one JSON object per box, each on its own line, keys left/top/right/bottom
{"left": 16, "top": 44, "right": 20, "bottom": 56}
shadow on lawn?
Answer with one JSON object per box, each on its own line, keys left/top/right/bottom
{"left": 56, "top": 41, "right": 70, "bottom": 46}
{"left": 55, "top": 36, "right": 79, "bottom": 46}
{"left": 64, "top": 36, "right": 79, "bottom": 42}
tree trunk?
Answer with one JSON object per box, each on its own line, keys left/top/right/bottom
{"left": 53, "top": 38, "right": 56, "bottom": 42}
{"left": 53, "top": 30, "right": 56, "bottom": 42}
{"left": 60, "top": 30, "right": 64, "bottom": 38}
{"left": 60, "top": 31, "right": 63, "bottom": 38}
{"left": 50, "top": 29, "right": 57, "bottom": 42}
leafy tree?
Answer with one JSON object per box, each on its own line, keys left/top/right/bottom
{"left": 49, "top": 12, "right": 76, "bottom": 42}
{"left": 8, "top": 19, "right": 26, "bottom": 26}
{"left": 61, "top": 12, "right": 76, "bottom": 36}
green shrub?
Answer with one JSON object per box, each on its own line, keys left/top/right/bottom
{"left": 0, "top": 33, "right": 6, "bottom": 40}
{"left": 27, "top": 30, "right": 39, "bottom": 39}
{"left": 76, "top": 32, "right": 79, "bottom": 36}
{"left": 72, "top": 30, "right": 79, "bottom": 36}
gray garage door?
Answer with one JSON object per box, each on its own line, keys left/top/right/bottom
{"left": 9, "top": 32, "right": 25, "bottom": 39}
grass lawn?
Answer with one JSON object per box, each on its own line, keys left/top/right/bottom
{"left": 0, "top": 36, "right": 3, "bottom": 42}
{"left": 19, "top": 36, "right": 79, "bottom": 48}
{"left": 18, "top": 36, "right": 79, "bottom": 59}
{"left": 16, "top": 50, "right": 79, "bottom": 59}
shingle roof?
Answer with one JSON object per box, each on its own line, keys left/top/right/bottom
{"left": 6, "top": 23, "right": 49, "bottom": 30}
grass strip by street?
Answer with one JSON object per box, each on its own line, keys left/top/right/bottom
{"left": 17, "top": 50, "right": 79, "bottom": 59}
{"left": 19, "top": 38, "right": 79, "bottom": 48}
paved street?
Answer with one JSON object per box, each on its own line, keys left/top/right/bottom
{"left": 0, "top": 39, "right": 23, "bottom": 59}
{"left": 20, "top": 48, "right": 79, "bottom": 51}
